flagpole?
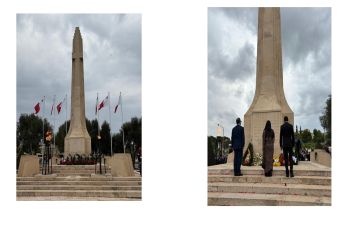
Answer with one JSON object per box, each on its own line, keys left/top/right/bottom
{"left": 108, "top": 92, "right": 112, "bottom": 156}
{"left": 42, "top": 96, "right": 45, "bottom": 170}
{"left": 54, "top": 95, "right": 56, "bottom": 155}
{"left": 65, "top": 94, "right": 67, "bottom": 136}
{"left": 121, "top": 92, "right": 125, "bottom": 154}
{"left": 97, "top": 93, "right": 99, "bottom": 136}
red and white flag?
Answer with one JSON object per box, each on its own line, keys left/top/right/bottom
{"left": 50, "top": 97, "right": 55, "bottom": 116}
{"left": 114, "top": 95, "right": 121, "bottom": 113}
{"left": 95, "top": 96, "right": 98, "bottom": 115}
{"left": 57, "top": 96, "right": 66, "bottom": 114}
{"left": 98, "top": 95, "right": 109, "bottom": 110}
{"left": 34, "top": 99, "right": 44, "bottom": 114}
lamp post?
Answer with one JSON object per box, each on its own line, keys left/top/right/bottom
{"left": 218, "top": 124, "right": 224, "bottom": 156}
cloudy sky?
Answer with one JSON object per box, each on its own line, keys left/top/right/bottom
{"left": 208, "top": 7, "right": 331, "bottom": 137}
{"left": 16, "top": 14, "right": 141, "bottom": 135}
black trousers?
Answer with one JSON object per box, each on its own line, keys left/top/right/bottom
{"left": 283, "top": 147, "right": 293, "bottom": 171}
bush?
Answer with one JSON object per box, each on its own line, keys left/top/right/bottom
{"left": 315, "top": 141, "right": 323, "bottom": 149}
{"left": 326, "top": 140, "right": 331, "bottom": 146}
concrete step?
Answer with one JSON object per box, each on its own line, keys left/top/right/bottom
{"left": 208, "top": 192, "right": 331, "bottom": 206}
{"left": 208, "top": 182, "right": 331, "bottom": 197}
{"left": 51, "top": 170, "right": 111, "bottom": 173}
{"left": 17, "top": 176, "right": 141, "bottom": 182}
{"left": 17, "top": 181, "right": 141, "bottom": 186}
{"left": 17, "top": 185, "right": 141, "bottom": 191}
{"left": 208, "top": 168, "right": 331, "bottom": 177}
{"left": 17, "top": 190, "right": 141, "bottom": 198}
{"left": 208, "top": 175, "right": 331, "bottom": 185}
{"left": 17, "top": 196, "right": 141, "bottom": 201}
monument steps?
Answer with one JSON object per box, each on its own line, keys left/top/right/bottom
{"left": 17, "top": 190, "right": 141, "bottom": 198}
{"left": 208, "top": 182, "right": 331, "bottom": 197}
{"left": 17, "top": 176, "right": 141, "bottom": 182}
{"left": 17, "top": 196, "right": 140, "bottom": 201}
{"left": 208, "top": 175, "right": 331, "bottom": 185}
{"left": 208, "top": 169, "right": 331, "bottom": 177}
{"left": 207, "top": 162, "right": 331, "bottom": 206}
{"left": 208, "top": 192, "right": 331, "bottom": 206}
{"left": 17, "top": 185, "right": 141, "bottom": 191}
{"left": 17, "top": 165, "right": 141, "bottom": 201}
{"left": 16, "top": 180, "right": 141, "bottom": 186}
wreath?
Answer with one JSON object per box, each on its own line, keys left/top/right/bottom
{"left": 253, "top": 153, "right": 262, "bottom": 166}
{"left": 242, "top": 143, "right": 254, "bottom": 166}
{"left": 73, "top": 153, "right": 80, "bottom": 165}
{"left": 273, "top": 156, "right": 281, "bottom": 166}
{"left": 66, "top": 154, "right": 72, "bottom": 165}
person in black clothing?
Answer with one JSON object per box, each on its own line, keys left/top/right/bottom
{"left": 295, "top": 135, "right": 301, "bottom": 161}
{"left": 280, "top": 116, "right": 295, "bottom": 177}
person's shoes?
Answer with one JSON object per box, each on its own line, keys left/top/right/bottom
{"left": 290, "top": 171, "right": 294, "bottom": 177}
{"left": 286, "top": 170, "right": 289, "bottom": 177}
{"left": 236, "top": 172, "right": 243, "bottom": 176}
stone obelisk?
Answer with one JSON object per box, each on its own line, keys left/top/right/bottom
{"left": 64, "top": 27, "right": 91, "bottom": 157}
{"left": 244, "top": 8, "right": 294, "bottom": 156}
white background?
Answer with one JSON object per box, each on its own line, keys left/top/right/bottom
{"left": 1, "top": 0, "right": 348, "bottom": 224}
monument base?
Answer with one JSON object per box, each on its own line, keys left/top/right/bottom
{"left": 251, "top": 110, "right": 282, "bottom": 157}
{"left": 64, "top": 136, "right": 91, "bottom": 158}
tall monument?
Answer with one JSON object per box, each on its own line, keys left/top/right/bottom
{"left": 64, "top": 27, "right": 91, "bottom": 157}
{"left": 244, "top": 8, "right": 294, "bottom": 156}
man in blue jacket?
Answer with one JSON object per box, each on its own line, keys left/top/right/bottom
{"left": 231, "top": 118, "right": 245, "bottom": 176}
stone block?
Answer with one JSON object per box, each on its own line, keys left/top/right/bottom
{"left": 18, "top": 155, "right": 40, "bottom": 177}
{"left": 110, "top": 153, "right": 135, "bottom": 177}
{"left": 227, "top": 152, "right": 234, "bottom": 163}
{"left": 311, "top": 149, "right": 331, "bottom": 168}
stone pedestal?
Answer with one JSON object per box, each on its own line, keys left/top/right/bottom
{"left": 18, "top": 155, "right": 40, "bottom": 177}
{"left": 244, "top": 8, "right": 294, "bottom": 156}
{"left": 110, "top": 154, "right": 135, "bottom": 177}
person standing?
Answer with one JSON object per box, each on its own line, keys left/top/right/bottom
{"left": 280, "top": 116, "right": 295, "bottom": 177}
{"left": 231, "top": 118, "right": 245, "bottom": 176}
{"left": 295, "top": 135, "right": 301, "bottom": 161}
{"left": 262, "top": 120, "right": 275, "bottom": 177}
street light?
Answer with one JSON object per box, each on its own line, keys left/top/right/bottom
{"left": 218, "top": 124, "right": 224, "bottom": 156}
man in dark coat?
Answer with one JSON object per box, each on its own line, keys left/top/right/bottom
{"left": 280, "top": 116, "right": 295, "bottom": 177}
{"left": 231, "top": 118, "right": 245, "bottom": 176}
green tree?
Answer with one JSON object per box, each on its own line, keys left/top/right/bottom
{"left": 301, "top": 129, "right": 312, "bottom": 143}
{"left": 208, "top": 136, "right": 217, "bottom": 157}
{"left": 319, "top": 94, "right": 331, "bottom": 140}
{"left": 208, "top": 136, "right": 215, "bottom": 166}
{"left": 121, "top": 117, "right": 142, "bottom": 166}
{"left": 112, "top": 132, "right": 124, "bottom": 154}
{"left": 17, "top": 113, "right": 52, "bottom": 155}
{"left": 312, "top": 129, "right": 323, "bottom": 143}
{"left": 100, "top": 121, "right": 112, "bottom": 156}
{"left": 89, "top": 119, "right": 99, "bottom": 153}
{"left": 54, "top": 120, "right": 70, "bottom": 153}
{"left": 296, "top": 125, "right": 298, "bottom": 133}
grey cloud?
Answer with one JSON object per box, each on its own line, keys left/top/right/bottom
{"left": 208, "top": 41, "right": 256, "bottom": 82}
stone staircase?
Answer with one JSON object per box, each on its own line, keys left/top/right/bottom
{"left": 208, "top": 161, "right": 331, "bottom": 206}
{"left": 17, "top": 165, "right": 141, "bottom": 201}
